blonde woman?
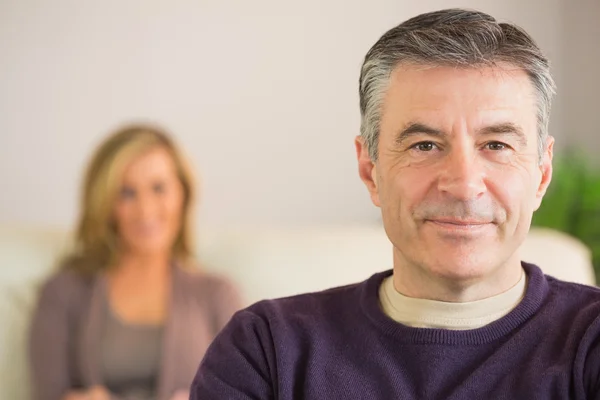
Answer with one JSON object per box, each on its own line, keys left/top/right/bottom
{"left": 29, "top": 124, "right": 242, "bottom": 400}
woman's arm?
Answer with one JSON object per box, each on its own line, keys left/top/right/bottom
{"left": 29, "top": 275, "right": 74, "bottom": 400}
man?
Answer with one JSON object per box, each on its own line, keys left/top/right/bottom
{"left": 191, "top": 9, "right": 600, "bottom": 399}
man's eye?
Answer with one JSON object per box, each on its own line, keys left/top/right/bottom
{"left": 486, "top": 142, "right": 507, "bottom": 151}
{"left": 413, "top": 142, "right": 436, "bottom": 151}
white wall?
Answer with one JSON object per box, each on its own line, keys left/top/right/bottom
{"left": 0, "top": 0, "right": 566, "bottom": 229}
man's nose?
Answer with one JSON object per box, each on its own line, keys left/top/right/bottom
{"left": 437, "top": 146, "right": 486, "bottom": 201}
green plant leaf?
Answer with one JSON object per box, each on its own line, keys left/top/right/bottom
{"left": 533, "top": 148, "right": 600, "bottom": 282}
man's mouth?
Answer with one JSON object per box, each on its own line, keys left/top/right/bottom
{"left": 425, "top": 218, "right": 494, "bottom": 231}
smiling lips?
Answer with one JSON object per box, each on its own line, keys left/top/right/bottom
{"left": 426, "top": 218, "right": 494, "bottom": 231}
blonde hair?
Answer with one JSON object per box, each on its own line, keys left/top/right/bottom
{"left": 63, "top": 123, "right": 196, "bottom": 274}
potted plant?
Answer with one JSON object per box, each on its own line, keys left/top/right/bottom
{"left": 532, "top": 149, "right": 600, "bottom": 281}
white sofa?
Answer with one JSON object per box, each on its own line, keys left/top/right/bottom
{"left": 0, "top": 224, "right": 595, "bottom": 400}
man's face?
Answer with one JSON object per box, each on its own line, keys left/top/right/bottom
{"left": 356, "top": 64, "right": 553, "bottom": 283}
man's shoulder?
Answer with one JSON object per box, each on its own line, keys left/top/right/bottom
{"left": 523, "top": 263, "right": 600, "bottom": 312}
{"left": 255, "top": 281, "right": 361, "bottom": 310}
{"left": 239, "top": 271, "right": 387, "bottom": 328}
{"left": 542, "top": 274, "right": 600, "bottom": 334}
{"left": 545, "top": 274, "right": 600, "bottom": 304}
{"left": 542, "top": 276, "right": 600, "bottom": 388}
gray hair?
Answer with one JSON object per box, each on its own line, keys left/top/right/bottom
{"left": 359, "top": 8, "right": 556, "bottom": 161}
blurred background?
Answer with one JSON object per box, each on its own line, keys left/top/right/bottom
{"left": 1, "top": 0, "right": 599, "bottom": 231}
{"left": 1, "top": 1, "right": 599, "bottom": 398}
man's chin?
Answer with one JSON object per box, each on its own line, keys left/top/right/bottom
{"left": 425, "top": 254, "right": 496, "bottom": 281}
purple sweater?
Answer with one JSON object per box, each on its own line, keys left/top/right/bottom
{"left": 191, "top": 263, "right": 600, "bottom": 399}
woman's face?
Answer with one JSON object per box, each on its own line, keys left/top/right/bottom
{"left": 112, "top": 146, "right": 185, "bottom": 258}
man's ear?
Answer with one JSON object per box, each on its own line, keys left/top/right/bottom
{"left": 533, "top": 135, "right": 554, "bottom": 211}
{"left": 355, "top": 136, "right": 381, "bottom": 207}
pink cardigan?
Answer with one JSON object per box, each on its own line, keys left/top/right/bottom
{"left": 29, "top": 265, "right": 242, "bottom": 400}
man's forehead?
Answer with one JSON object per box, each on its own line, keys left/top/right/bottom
{"left": 389, "top": 63, "right": 535, "bottom": 99}
{"left": 383, "top": 63, "right": 538, "bottom": 119}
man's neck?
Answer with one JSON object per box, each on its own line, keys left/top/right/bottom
{"left": 392, "top": 253, "right": 524, "bottom": 302}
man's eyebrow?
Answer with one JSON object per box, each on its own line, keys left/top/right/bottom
{"left": 477, "top": 123, "right": 528, "bottom": 146}
{"left": 395, "top": 122, "right": 445, "bottom": 145}
{"left": 394, "top": 121, "right": 529, "bottom": 146}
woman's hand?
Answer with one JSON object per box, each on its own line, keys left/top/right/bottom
{"left": 86, "top": 386, "right": 111, "bottom": 400}
{"left": 61, "top": 391, "right": 87, "bottom": 400}
{"left": 61, "top": 386, "right": 111, "bottom": 400}
{"left": 169, "top": 389, "right": 190, "bottom": 400}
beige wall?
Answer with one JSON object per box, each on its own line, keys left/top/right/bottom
{"left": 0, "top": 0, "right": 570, "bottom": 229}
{"left": 560, "top": 0, "right": 600, "bottom": 161}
